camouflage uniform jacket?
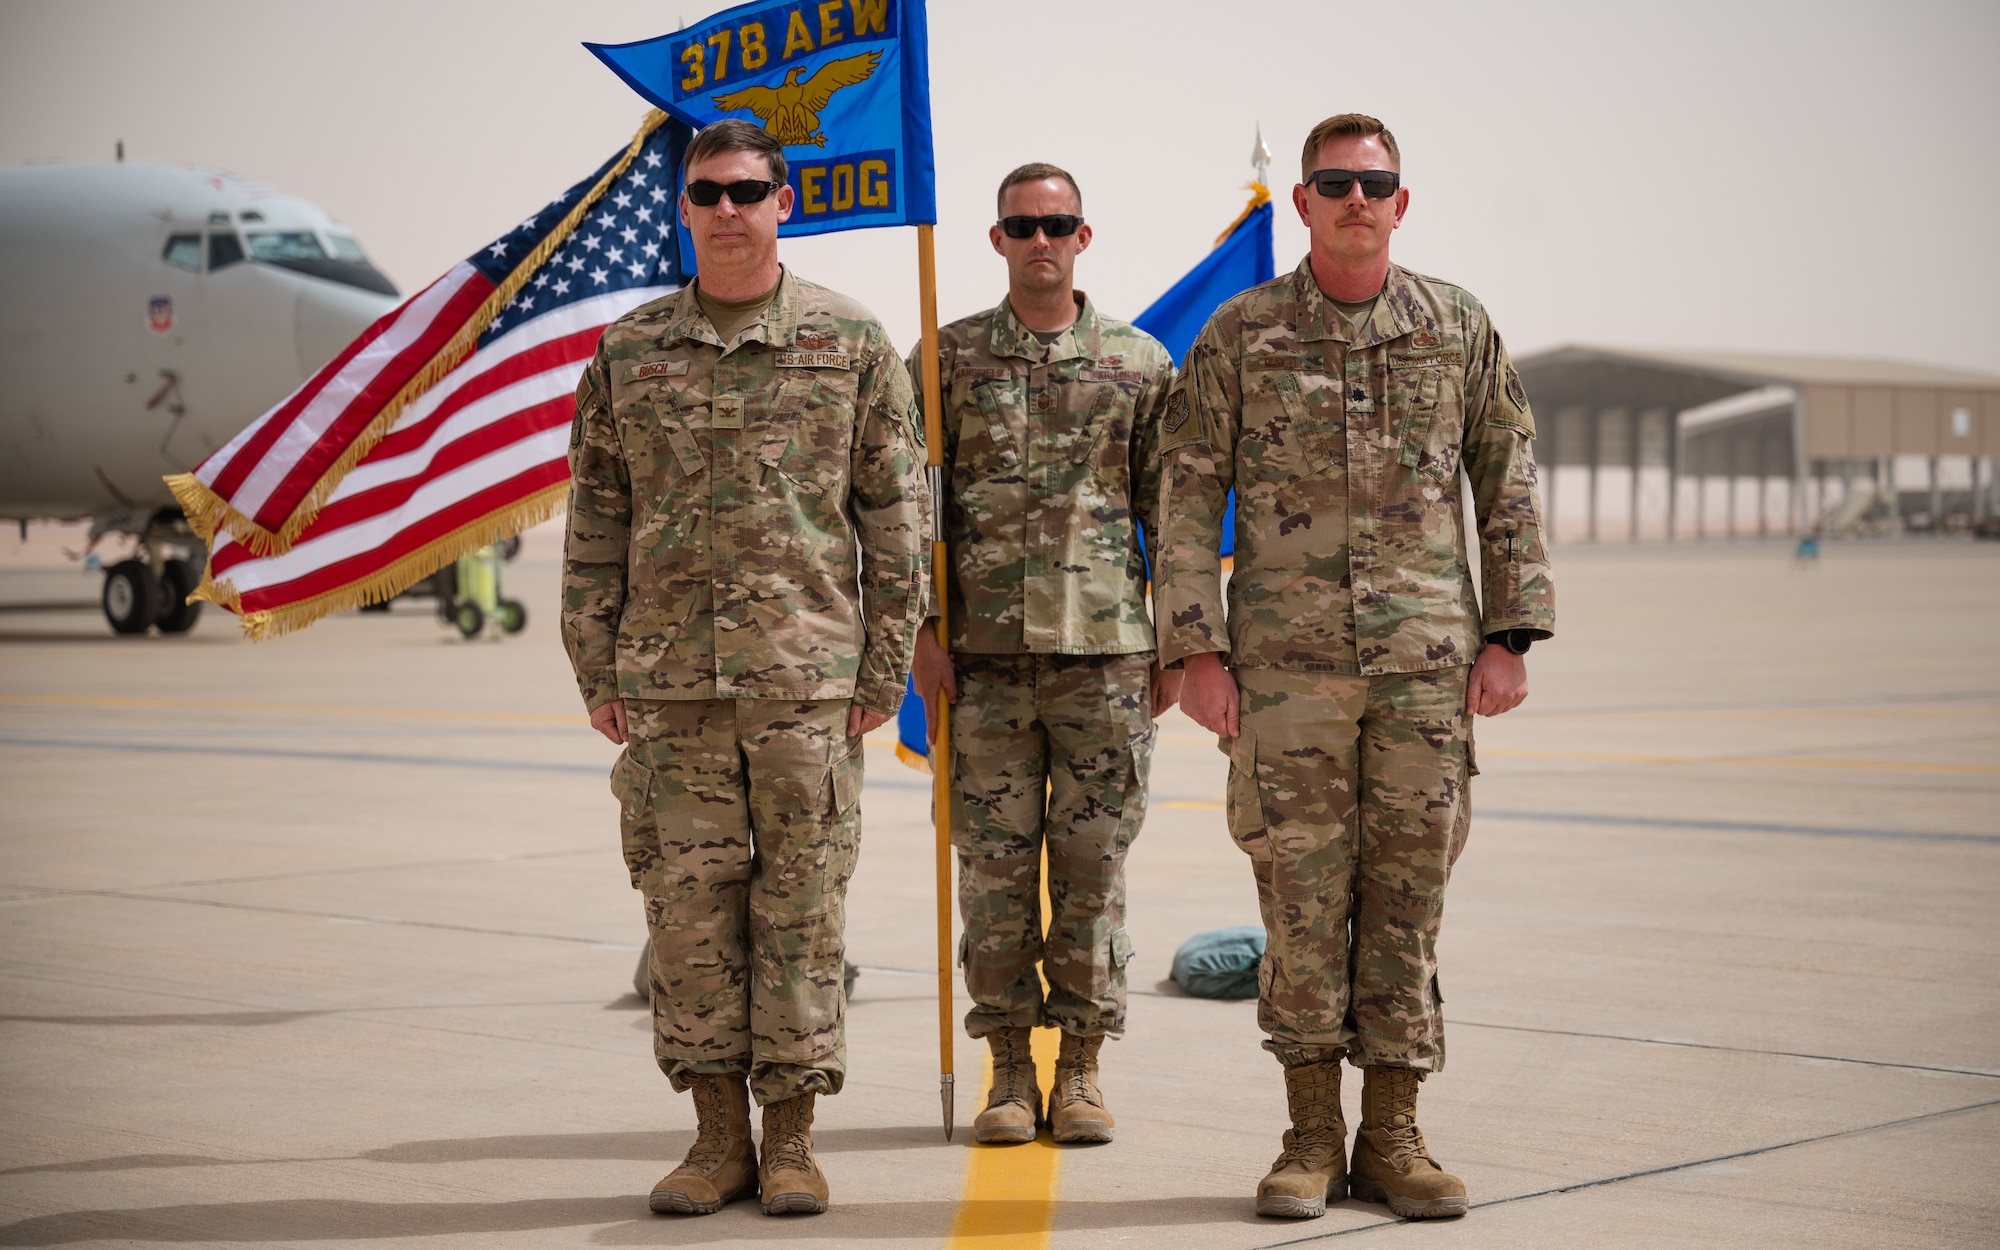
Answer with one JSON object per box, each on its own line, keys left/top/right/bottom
{"left": 913, "top": 294, "right": 1173, "bottom": 654}
{"left": 563, "top": 268, "right": 929, "bottom": 715}
{"left": 1155, "top": 259, "right": 1553, "bottom": 674}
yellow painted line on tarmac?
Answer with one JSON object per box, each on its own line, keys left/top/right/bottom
{"left": 946, "top": 1026, "right": 1063, "bottom": 1249}
{"left": 0, "top": 692, "right": 585, "bottom": 726}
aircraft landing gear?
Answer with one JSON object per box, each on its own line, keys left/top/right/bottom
{"left": 93, "top": 508, "right": 206, "bottom": 637}
{"left": 157, "top": 558, "right": 202, "bottom": 633}
{"left": 102, "top": 559, "right": 157, "bottom": 634}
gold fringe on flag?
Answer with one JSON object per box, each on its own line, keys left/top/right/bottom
{"left": 187, "top": 480, "right": 572, "bottom": 640}
{"left": 166, "top": 108, "right": 673, "bottom": 558}
{"left": 1213, "top": 180, "right": 1272, "bottom": 248}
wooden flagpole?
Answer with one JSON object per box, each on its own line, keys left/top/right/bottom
{"left": 915, "top": 223, "right": 954, "bottom": 1141}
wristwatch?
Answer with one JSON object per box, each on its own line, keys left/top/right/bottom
{"left": 1486, "top": 629, "right": 1533, "bottom": 655}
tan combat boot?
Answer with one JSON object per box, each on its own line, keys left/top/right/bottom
{"left": 648, "top": 1073, "right": 757, "bottom": 1215}
{"left": 1255, "top": 1058, "right": 1346, "bottom": 1218}
{"left": 973, "top": 1027, "right": 1042, "bottom": 1144}
{"left": 758, "top": 1092, "right": 830, "bottom": 1214}
{"left": 1349, "top": 1066, "right": 1468, "bottom": 1219}
{"left": 1049, "top": 1032, "right": 1115, "bottom": 1143}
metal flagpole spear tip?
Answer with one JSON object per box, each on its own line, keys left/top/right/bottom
{"left": 1251, "top": 122, "right": 1272, "bottom": 190}
{"left": 941, "top": 1073, "right": 955, "bottom": 1140}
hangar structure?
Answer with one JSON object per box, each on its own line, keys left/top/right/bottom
{"left": 1515, "top": 347, "right": 2000, "bottom": 540}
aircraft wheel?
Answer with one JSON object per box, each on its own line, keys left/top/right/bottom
{"left": 497, "top": 599, "right": 527, "bottom": 634}
{"left": 156, "top": 559, "right": 203, "bottom": 633}
{"left": 103, "top": 560, "right": 158, "bottom": 635}
{"left": 454, "top": 602, "right": 484, "bottom": 639}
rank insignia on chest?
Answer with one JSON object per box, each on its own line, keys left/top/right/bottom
{"left": 793, "top": 327, "right": 839, "bottom": 352}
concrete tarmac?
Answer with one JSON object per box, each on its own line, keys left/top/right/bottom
{"left": 1, "top": 528, "right": 1996, "bottom": 1248}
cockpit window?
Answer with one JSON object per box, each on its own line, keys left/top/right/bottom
{"left": 245, "top": 231, "right": 327, "bottom": 261}
{"left": 326, "top": 235, "right": 368, "bottom": 263}
{"left": 162, "top": 234, "right": 202, "bottom": 272}
{"left": 208, "top": 232, "right": 245, "bottom": 272}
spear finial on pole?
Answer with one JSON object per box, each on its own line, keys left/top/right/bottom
{"left": 1251, "top": 122, "right": 1272, "bottom": 191}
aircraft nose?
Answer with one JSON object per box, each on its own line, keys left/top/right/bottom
{"left": 294, "top": 282, "right": 399, "bottom": 378}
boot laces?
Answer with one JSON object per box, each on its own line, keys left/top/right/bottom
{"left": 681, "top": 1079, "right": 732, "bottom": 1172}
{"left": 1274, "top": 1063, "right": 1343, "bottom": 1167}
{"left": 987, "top": 1032, "right": 1035, "bottom": 1108}
{"left": 1055, "top": 1035, "right": 1100, "bottom": 1106}
{"left": 991, "top": 1063, "right": 1032, "bottom": 1107}
{"left": 1369, "top": 1070, "right": 1434, "bottom": 1168}
{"left": 763, "top": 1099, "right": 815, "bottom": 1174}
{"left": 1059, "top": 1064, "right": 1097, "bottom": 1105}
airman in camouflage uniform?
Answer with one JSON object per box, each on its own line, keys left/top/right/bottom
{"left": 563, "top": 120, "right": 927, "bottom": 1218}
{"left": 1157, "top": 115, "right": 1553, "bottom": 1221}
{"left": 910, "top": 163, "right": 1176, "bottom": 1146}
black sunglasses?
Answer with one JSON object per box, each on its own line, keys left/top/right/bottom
{"left": 685, "top": 178, "right": 785, "bottom": 207}
{"left": 997, "top": 214, "right": 1084, "bottom": 240}
{"left": 1305, "top": 168, "right": 1400, "bottom": 199}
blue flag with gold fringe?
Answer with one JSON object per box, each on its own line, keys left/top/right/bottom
{"left": 587, "top": 0, "right": 935, "bottom": 239}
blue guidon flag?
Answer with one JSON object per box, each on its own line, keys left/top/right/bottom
{"left": 587, "top": 0, "right": 936, "bottom": 239}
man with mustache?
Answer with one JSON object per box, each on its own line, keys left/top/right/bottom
{"left": 563, "top": 118, "right": 928, "bottom": 1217}
{"left": 1154, "top": 114, "right": 1555, "bottom": 1221}
{"left": 910, "top": 163, "right": 1177, "bottom": 1146}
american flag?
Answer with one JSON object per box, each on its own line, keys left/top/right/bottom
{"left": 168, "top": 110, "right": 691, "bottom": 638}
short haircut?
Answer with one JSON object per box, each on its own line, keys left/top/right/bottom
{"left": 995, "top": 162, "right": 1082, "bottom": 218}
{"left": 683, "top": 119, "right": 788, "bottom": 185}
{"left": 1301, "top": 113, "right": 1401, "bottom": 176}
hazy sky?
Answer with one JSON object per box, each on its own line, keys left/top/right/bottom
{"left": 4, "top": 0, "right": 1996, "bottom": 374}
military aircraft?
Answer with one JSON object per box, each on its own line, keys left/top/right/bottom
{"left": 0, "top": 156, "right": 400, "bottom": 634}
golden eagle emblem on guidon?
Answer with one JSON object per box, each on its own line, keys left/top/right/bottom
{"left": 711, "top": 50, "right": 881, "bottom": 148}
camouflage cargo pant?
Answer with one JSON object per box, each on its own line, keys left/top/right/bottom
{"left": 613, "top": 697, "right": 861, "bottom": 1106}
{"left": 1222, "top": 666, "right": 1475, "bottom": 1071}
{"left": 951, "top": 652, "right": 1153, "bottom": 1039}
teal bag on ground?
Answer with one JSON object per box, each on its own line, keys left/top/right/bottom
{"left": 1170, "top": 925, "right": 1266, "bottom": 1000}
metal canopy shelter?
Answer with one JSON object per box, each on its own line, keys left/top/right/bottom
{"left": 1516, "top": 346, "right": 2000, "bottom": 541}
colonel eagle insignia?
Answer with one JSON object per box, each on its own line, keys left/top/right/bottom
{"left": 712, "top": 51, "right": 881, "bottom": 148}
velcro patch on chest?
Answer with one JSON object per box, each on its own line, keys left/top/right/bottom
{"left": 629, "top": 359, "right": 690, "bottom": 381}
{"left": 774, "top": 350, "right": 852, "bottom": 369}
{"left": 1246, "top": 353, "right": 1306, "bottom": 371}
{"left": 1081, "top": 367, "right": 1144, "bottom": 383}
{"left": 793, "top": 327, "right": 840, "bottom": 352}
{"left": 1389, "top": 348, "right": 1464, "bottom": 369}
